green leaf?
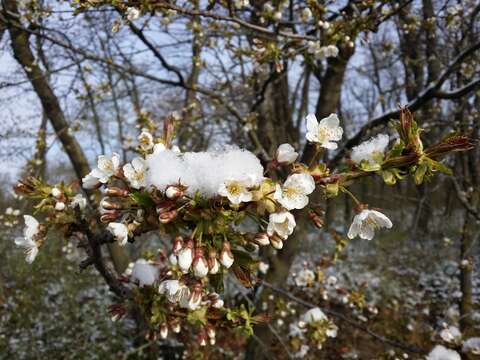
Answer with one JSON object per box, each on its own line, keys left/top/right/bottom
{"left": 130, "top": 191, "right": 155, "bottom": 208}
{"left": 413, "top": 163, "right": 428, "bottom": 185}
{"left": 381, "top": 170, "right": 396, "bottom": 185}
{"left": 325, "top": 183, "right": 339, "bottom": 198}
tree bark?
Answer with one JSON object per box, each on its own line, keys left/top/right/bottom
{"left": 2, "top": 0, "right": 129, "bottom": 274}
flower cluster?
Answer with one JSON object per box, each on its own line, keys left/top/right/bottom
{"left": 13, "top": 109, "right": 474, "bottom": 350}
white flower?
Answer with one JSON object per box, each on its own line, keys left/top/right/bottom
{"left": 305, "top": 113, "right": 343, "bottom": 149}
{"left": 123, "top": 157, "right": 147, "bottom": 189}
{"left": 159, "top": 280, "right": 189, "bottom": 303}
{"left": 55, "top": 202, "right": 65, "bottom": 211}
{"left": 293, "top": 344, "right": 310, "bottom": 358}
{"left": 276, "top": 143, "right": 298, "bottom": 164}
{"left": 14, "top": 215, "right": 40, "bottom": 263}
{"left": 218, "top": 177, "right": 254, "bottom": 204}
{"left": 51, "top": 187, "right": 62, "bottom": 198}
{"left": 351, "top": 134, "right": 389, "bottom": 167}
{"left": 300, "top": 7, "right": 312, "bottom": 22}
{"left": 258, "top": 261, "right": 270, "bottom": 274}
{"left": 126, "top": 7, "right": 140, "bottom": 21}
{"left": 289, "top": 322, "right": 307, "bottom": 338}
{"left": 462, "top": 338, "right": 480, "bottom": 355}
{"left": 440, "top": 326, "right": 461, "bottom": 343}
{"left": 295, "top": 269, "right": 315, "bottom": 287}
{"left": 263, "top": 3, "right": 274, "bottom": 13}
{"left": 138, "top": 130, "right": 154, "bottom": 151}
{"left": 267, "top": 211, "right": 296, "bottom": 239}
{"left": 302, "top": 307, "right": 327, "bottom": 323}
{"left": 107, "top": 222, "right": 129, "bottom": 245}
{"left": 12, "top": 209, "right": 20, "bottom": 216}
{"left": 5, "top": 207, "right": 13, "bottom": 215}
{"left": 71, "top": 194, "right": 87, "bottom": 210}
{"left": 234, "top": 0, "right": 249, "bottom": 9}
{"left": 131, "top": 259, "right": 159, "bottom": 287}
{"left": 426, "top": 345, "right": 461, "bottom": 360}
{"left": 323, "top": 45, "right": 339, "bottom": 58}
{"left": 91, "top": 153, "right": 121, "bottom": 184}
{"left": 274, "top": 173, "right": 315, "bottom": 210}
{"left": 82, "top": 174, "right": 100, "bottom": 189}
{"left": 326, "top": 275, "right": 337, "bottom": 286}
{"left": 347, "top": 209, "right": 392, "bottom": 240}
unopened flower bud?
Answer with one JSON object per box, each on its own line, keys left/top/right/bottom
{"left": 171, "top": 321, "right": 181, "bottom": 333}
{"left": 253, "top": 232, "right": 270, "bottom": 246}
{"left": 270, "top": 235, "right": 283, "bottom": 249}
{"left": 178, "top": 239, "right": 193, "bottom": 273}
{"left": 208, "top": 250, "right": 220, "bottom": 274}
{"left": 309, "top": 212, "right": 324, "bottom": 229}
{"left": 220, "top": 242, "right": 234, "bottom": 268}
{"left": 207, "top": 326, "right": 216, "bottom": 339}
{"left": 101, "top": 199, "right": 123, "bottom": 210}
{"left": 187, "top": 283, "right": 203, "bottom": 310}
{"left": 160, "top": 323, "right": 168, "bottom": 339}
{"left": 55, "top": 202, "right": 66, "bottom": 211}
{"left": 100, "top": 211, "right": 121, "bottom": 223}
{"left": 106, "top": 187, "right": 129, "bottom": 197}
{"left": 192, "top": 248, "right": 209, "bottom": 278}
{"left": 198, "top": 332, "right": 207, "bottom": 347}
{"left": 51, "top": 187, "right": 62, "bottom": 198}
{"left": 172, "top": 236, "right": 183, "bottom": 255}
{"left": 165, "top": 185, "right": 184, "bottom": 199}
{"left": 159, "top": 209, "right": 177, "bottom": 224}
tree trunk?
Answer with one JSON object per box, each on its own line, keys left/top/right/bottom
{"left": 2, "top": 0, "right": 129, "bottom": 274}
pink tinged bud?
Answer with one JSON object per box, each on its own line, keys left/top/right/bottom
{"left": 172, "top": 236, "right": 183, "bottom": 255}
{"left": 178, "top": 239, "right": 193, "bottom": 273}
{"left": 172, "top": 322, "right": 181, "bottom": 333}
{"left": 159, "top": 209, "right": 177, "bottom": 224}
{"left": 188, "top": 283, "right": 203, "bottom": 310}
{"left": 198, "top": 333, "right": 207, "bottom": 347}
{"left": 254, "top": 232, "right": 270, "bottom": 246}
{"left": 309, "top": 212, "right": 324, "bottom": 229}
{"left": 220, "top": 242, "right": 234, "bottom": 268}
{"left": 165, "top": 185, "right": 184, "bottom": 199}
{"left": 207, "top": 326, "right": 216, "bottom": 339}
{"left": 100, "top": 211, "right": 121, "bottom": 223}
{"left": 105, "top": 187, "right": 129, "bottom": 197}
{"left": 270, "top": 235, "right": 283, "bottom": 250}
{"left": 160, "top": 323, "right": 168, "bottom": 339}
{"left": 55, "top": 202, "right": 65, "bottom": 211}
{"left": 101, "top": 199, "right": 123, "bottom": 210}
{"left": 208, "top": 250, "right": 220, "bottom": 275}
{"left": 193, "top": 248, "right": 209, "bottom": 278}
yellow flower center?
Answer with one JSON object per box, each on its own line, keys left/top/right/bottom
{"left": 283, "top": 187, "right": 300, "bottom": 198}
{"left": 317, "top": 126, "right": 329, "bottom": 144}
{"left": 227, "top": 182, "right": 241, "bottom": 195}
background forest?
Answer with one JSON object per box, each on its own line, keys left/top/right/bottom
{"left": 0, "top": 0, "right": 479, "bottom": 359}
